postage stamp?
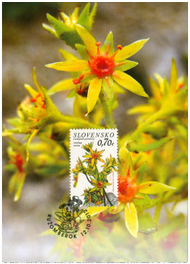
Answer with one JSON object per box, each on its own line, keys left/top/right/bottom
{"left": 70, "top": 129, "right": 118, "bottom": 207}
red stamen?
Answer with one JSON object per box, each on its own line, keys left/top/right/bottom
{"left": 105, "top": 44, "right": 110, "bottom": 55}
{"left": 30, "top": 98, "right": 37, "bottom": 102}
{"left": 86, "top": 50, "right": 93, "bottom": 59}
{"left": 97, "top": 181, "right": 103, "bottom": 188}
{"left": 73, "top": 78, "right": 81, "bottom": 85}
{"left": 117, "top": 45, "right": 123, "bottom": 50}
{"left": 73, "top": 72, "right": 92, "bottom": 85}
{"left": 115, "top": 62, "right": 125, "bottom": 67}
{"left": 96, "top": 42, "right": 101, "bottom": 46}
{"left": 36, "top": 93, "right": 41, "bottom": 98}
{"left": 178, "top": 82, "right": 184, "bottom": 88}
{"left": 105, "top": 76, "right": 110, "bottom": 87}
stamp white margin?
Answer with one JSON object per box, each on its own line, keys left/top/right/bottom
{"left": 70, "top": 129, "right": 118, "bottom": 207}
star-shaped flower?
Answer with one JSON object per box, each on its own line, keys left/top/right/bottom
{"left": 46, "top": 25, "right": 149, "bottom": 114}
{"left": 82, "top": 143, "right": 105, "bottom": 167}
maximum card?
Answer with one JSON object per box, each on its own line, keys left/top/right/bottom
{"left": 70, "top": 129, "right": 118, "bottom": 207}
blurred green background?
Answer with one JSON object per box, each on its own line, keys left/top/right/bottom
{"left": 2, "top": 2, "right": 188, "bottom": 262}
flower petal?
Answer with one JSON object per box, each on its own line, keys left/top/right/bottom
{"left": 139, "top": 181, "right": 176, "bottom": 194}
{"left": 8, "top": 171, "right": 26, "bottom": 202}
{"left": 148, "top": 77, "right": 162, "bottom": 100}
{"left": 75, "top": 24, "right": 97, "bottom": 56}
{"left": 113, "top": 71, "right": 149, "bottom": 98}
{"left": 114, "top": 60, "right": 138, "bottom": 72}
{"left": 32, "top": 68, "right": 43, "bottom": 94}
{"left": 24, "top": 84, "right": 38, "bottom": 98}
{"left": 46, "top": 60, "right": 89, "bottom": 72}
{"left": 59, "top": 48, "right": 79, "bottom": 61}
{"left": 125, "top": 202, "right": 138, "bottom": 238}
{"left": 115, "top": 38, "right": 149, "bottom": 61}
{"left": 26, "top": 129, "right": 39, "bottom": 162}
{"left": 170, "top": 58, "right": 178, "bottom": 94}
{"left": 87, "top": 77, "right": 102, "bottom": 114}
{"left": 47, "top": 78, "right": 75, "bottom": 96}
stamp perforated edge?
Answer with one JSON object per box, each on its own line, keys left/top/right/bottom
{"left": 69, "top": 128, "right": 118, "bottom": 208}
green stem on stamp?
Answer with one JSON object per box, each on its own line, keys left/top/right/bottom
{"left": 103, "top": 193, "right": 106, "bottom": 206}
{"left": 84, "top": 173, "right": 92, "bottom": 185}
{"left": 103, "top": 188, "right": 113, "bottom": 206}
{"left": 99, "top": 89, "right": 116, "bottom": 129}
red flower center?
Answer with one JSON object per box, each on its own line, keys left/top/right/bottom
{"left": 118, "top": 176, "right": 138, "bottom": 202}
{"left": 89, "top": 53, "right": 115, "bottom": 78}
{"left": 92, "top": 152, "right": 98, "bottom": 159}
{"left": 73, "top": 43, "right": 123, "bottom": 85}
{"left": 97, "top": 181, "right": 103, "bottom": 188}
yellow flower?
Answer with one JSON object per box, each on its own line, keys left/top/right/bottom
{"left": 46, "top": 25, "right": 149, "bottom": 114}
{"left": 128, "top": 59, "right": 188, "bottom": 121}
{"left": 82, "top": 144, "right": 104, "bottom": 167}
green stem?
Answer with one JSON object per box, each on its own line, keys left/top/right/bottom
{"left": 99, "top": 90, "right": 116, "bottom": 128}
{"left": 103, "top": 188, "right": 113, "bottom": 206}
{"left": 84, "top": 174, "right": 92, "bottom": 185}
{"left": 59, "top": 114, "right": 102, "bottom": 129}
{"left": 130, "top": 111, "right": 164, "bottom": 141}
{"left": 154, "top": 194, "right": 163, "bottom": 224}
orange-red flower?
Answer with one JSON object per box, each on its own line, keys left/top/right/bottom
{"left": 118, "top": 175, "right": 139, "bottom": 203}
{"left": 10, "top": 153, "right": 25, "bottom": 173}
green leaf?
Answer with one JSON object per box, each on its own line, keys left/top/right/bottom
{"left": 7, "top": 118, "right": 22, "bottom": 127}
{"left": 138, "top": 212, "right": 158, "bottom": 234}
{"left": 101, "top": 31, "right": 114, "bottom": 55}
{"left": 77, "top": 3, "right": 97, "bottom": 31}
{"left": 133, "top": 193, "right": 152, "bottom": 208}
{"left": 127, "top": 137, "right": 173, "bottom": 152}
{"left": 109, "top": 203, "right": 125, "bottom": 214}
{"left": 42, "top": 23, "right": 58, "bottom": 38}
{"left": 46, "top": 14, "right": 83, "bottom": 48}
{"left": 36, "top": 163, "right": 69, "bottom": 177}
{"left": 143, "top": 121, "right": 168, "bottom": 140}
{"left": 154, "top": 214, "right": 185, "bottom": 240}
{"left": 75, "top": 44, "right": 91, "bottom": 60}
{"left": 8, "top": 171, "right": 26, "bottom": 202}
{"left": 102, "top": 77, "right": 113, "bottom": 99}
{"left": 139, "top": 181, "right": 176, "bottom": 194}
{"left": 133, "top": 161, "right": 147, "bottom": 184}
{"left": 125, "top": 202, "right": 138, "bottom": 238}
{"left": 113, "top": 71, "right": 149, "bottom": 98}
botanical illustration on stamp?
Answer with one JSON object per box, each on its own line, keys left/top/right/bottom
{"left": 70, "top": 129, "right": 118, "bottom": 207}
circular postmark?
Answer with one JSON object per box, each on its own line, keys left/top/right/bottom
{"left": 47, "top": 196, "right": 92, "bottom": 239}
